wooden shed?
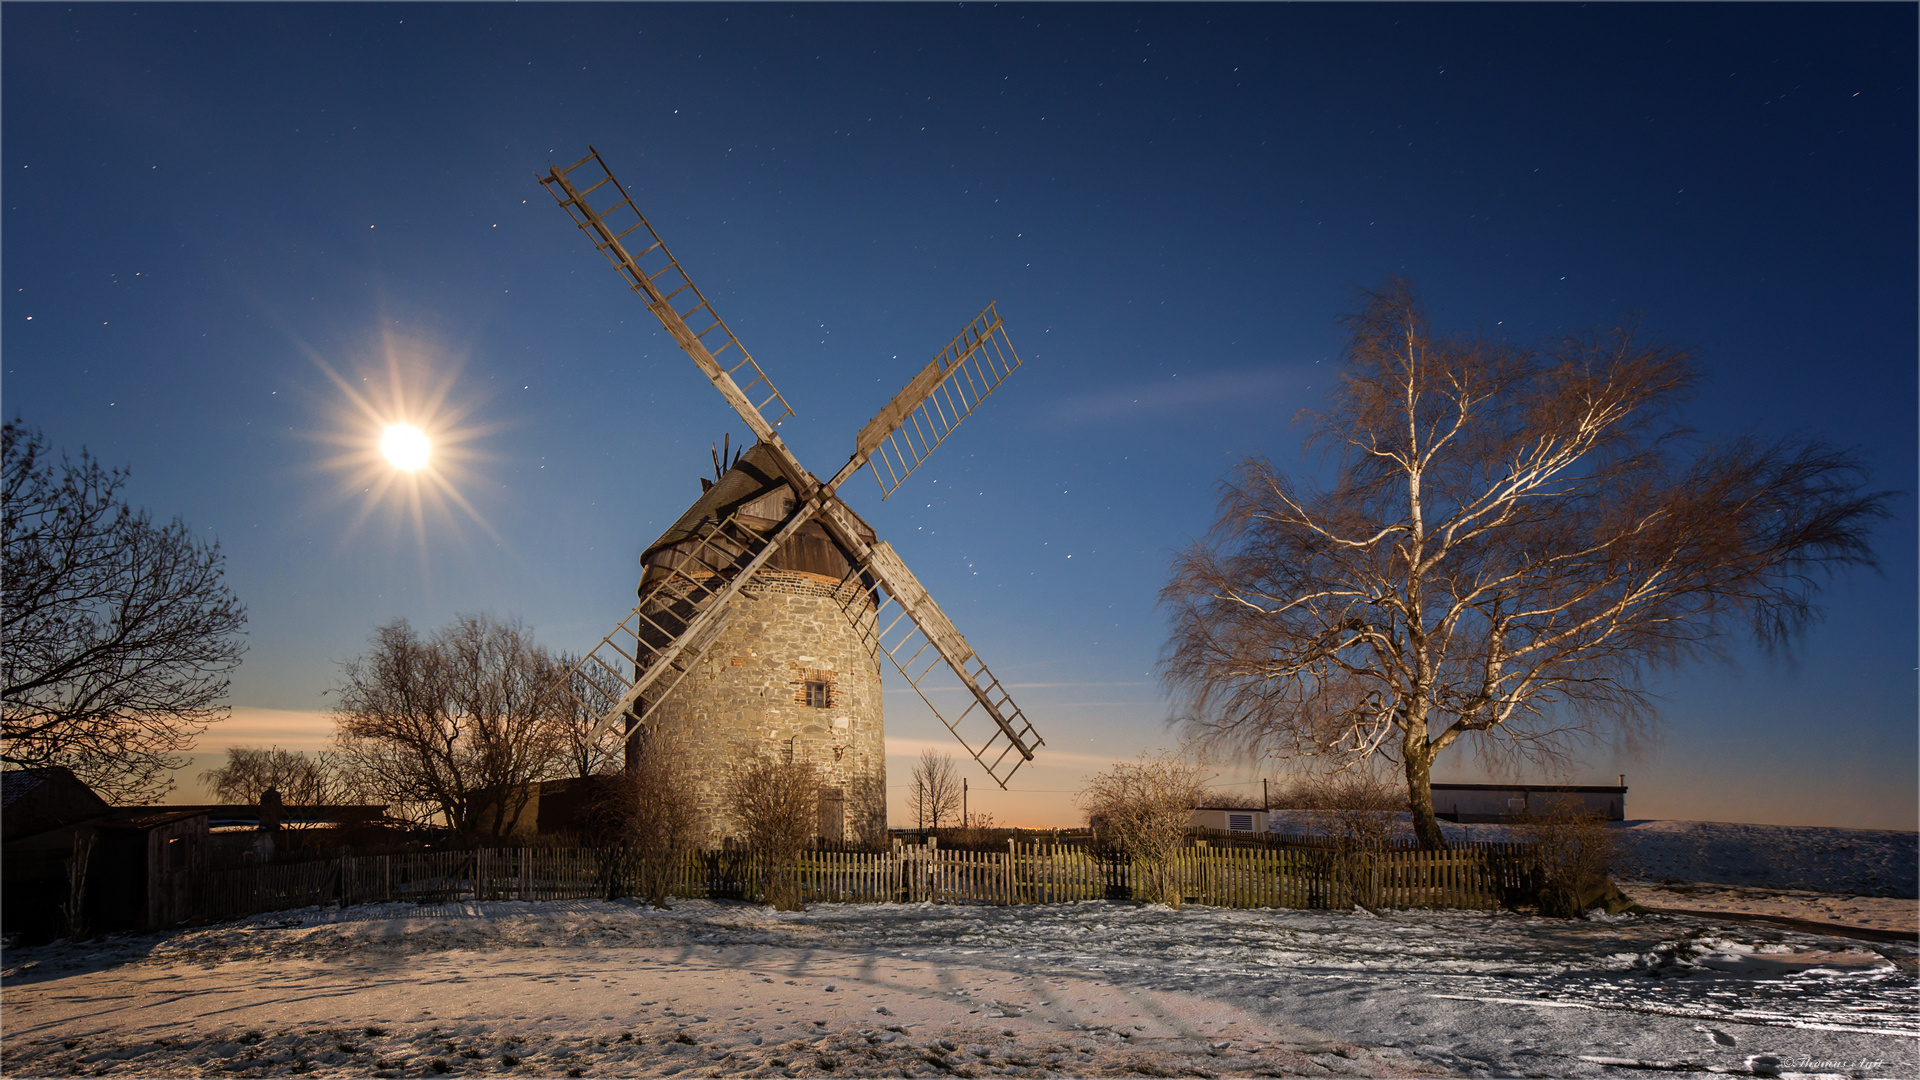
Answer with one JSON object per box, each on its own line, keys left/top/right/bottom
{"left": 100, "top": 808, "right": 211, "bottom": 930}
{"left": 1, "top": 800, "right": 209, "bottom": 939}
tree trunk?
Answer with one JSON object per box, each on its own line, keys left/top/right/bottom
{"left": 1403, "top": 745, "right": 1448, "bottom": 851}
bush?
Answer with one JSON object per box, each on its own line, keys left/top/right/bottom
{"left": 935, "top": 811, "right": 1000, "bottom": 849}
{"left": 725, "top": 754, "right": 820, "bottom": 911}
{"left": 1515, "top": 796, "right": 1631, "bottom": 917}
{"left": 1300, "top": 771, "right": 1407, "bottom": 850}
{"left": 846, "top": 772, "right": 890, "bottom": 850}
{"left": 582, "top": 733, "right": 701, "bottom": 906}
{"left": 1296, "top": 770, "right": 1408, "bottom": 908}
{"left": 1079, "top": 753, "right": 1206, "bottom": 906}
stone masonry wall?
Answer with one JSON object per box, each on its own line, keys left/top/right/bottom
{"left": 644, "top": 570, "right": 884, "bottom": 846}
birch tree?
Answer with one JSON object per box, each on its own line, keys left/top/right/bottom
{"left": 1162, "top": 280, "right": 1889, "bottom": 849}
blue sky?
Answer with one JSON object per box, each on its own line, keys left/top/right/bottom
{"left": 6, "top": 4, "right": 1914, "bottom": 829}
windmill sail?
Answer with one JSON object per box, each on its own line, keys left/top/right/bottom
{"left": 571, "top": 498, "right": 825, "bottom": 743}
{"left": 855, "top": 304, "right": 1023, "bottom": 500}
{"left": 541, "top": 148, "right": 795, "bottom": 440}
{"left": 540, "top": 146, "right": 1045, "bottom": 786}
{"left": 835, "top": 541, "right": 1043, "bottom": 786}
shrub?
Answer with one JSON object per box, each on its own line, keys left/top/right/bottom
{"left": 1515, "top": 796, "right": 1630, "bottom": 917}
{"left": 1293, "top": 769, "right": 1408, "bottom": 908}
{"left": 725, "top": 753, "right": 820, "bottom": 911}
{"left": 1079, "top": 753, "right": 1206, "bottom": 906}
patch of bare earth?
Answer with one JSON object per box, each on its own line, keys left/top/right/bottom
{"left": 1617, "top": 881, "right": 1918, "bottom": 936}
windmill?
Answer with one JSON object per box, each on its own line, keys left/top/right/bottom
{"left": 538, "top": 148, "right": 1044, "bottom": 835}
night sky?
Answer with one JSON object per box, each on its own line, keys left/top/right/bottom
{"left": 6, "top": 4, "right": 1913, "bottom": 828}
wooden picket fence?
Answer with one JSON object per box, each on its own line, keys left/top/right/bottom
{"left": 201, "top": 847, "right": 611, "bottom": 919}
{"left": 202, "top": 840, "right": 1523, "bottom": 922}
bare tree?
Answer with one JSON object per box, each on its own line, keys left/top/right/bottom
{"left": 200, "top": 746, "right": 339, "bottom": 805}
{"left": 1163, "top": 280, "right": 1890, "bottom": 849}
{"left": 724, "top": 753, "right": 819, "bottom": 911}
{"left": 330, "top": 614, "right": 570, "bottom": 836}
{"left": 909, "top": 748, "right": 961, "bottom": 832}
{"left": 555, "top": 654, "right": 624, "bottom": 779}
{"left": 2, "top": 420, "right": 247, "bottom": 802}
{"left": 61, "top": 827, "right": 95, "bottom": 939}
{"left": 1197, "top": 790, "right": 1268, "bottom": 810}
{"left": 1078, "top": 753, "right": 1206, "bottom": 907}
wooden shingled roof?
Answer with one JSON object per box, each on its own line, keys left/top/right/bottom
{"left": 638, "top": 441, "right": 878, "bottom": 590}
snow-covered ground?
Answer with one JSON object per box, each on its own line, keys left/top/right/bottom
{"left": 1263, "top": 814, "right": 1919, "bottom": 934}
{"left": 1602, "top": 820, "right": 1917, "bottom": 900}
{"left": 3, "top": 896, "right": 1914, "bottom": 1078}
{"left": 3, "top": 819, "right": 1914, "bottom": 1079}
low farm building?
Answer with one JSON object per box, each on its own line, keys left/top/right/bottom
{"left": 1431, "top": 782, "right": 1627, "bottom": 823}
{"left": 1190, "top": 807, "right": 1272, "bottom": 835}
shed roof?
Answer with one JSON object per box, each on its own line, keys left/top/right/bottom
{"left": 1, "top": 766, "right": 113, "bottom": 843}
{"left": 2, "top": 766, "right": 75, "bottom": 808}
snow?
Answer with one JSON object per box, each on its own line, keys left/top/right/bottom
{"left": 1262, "top": 813, "right": 1917, "bottom": 899}
{"left": 1261, "top": 813, "right": 1919, "bottom": 933}
{"left": 3, "top": 820, "right": 1915, "bottom": 1079}
{"left": 1602, "top": 820, "right": 1918, "bottom": 899}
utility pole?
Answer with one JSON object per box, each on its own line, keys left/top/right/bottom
{"left": 963, "top": 778, "right": 969, "bottom": 827}
{"left": 1262, "top": 778, "right": 1269, "bottom": 812}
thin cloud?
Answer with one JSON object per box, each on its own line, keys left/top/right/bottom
{"left": 883, "top": 737, "right": 1172, "bottom": 772}
{"left": 1052, "top": 366, "right": 1298, "bottom": 425}
{"left": 202, "top": 707, "right": 336, "bottom": 751}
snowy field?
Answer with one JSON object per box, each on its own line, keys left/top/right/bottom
{"left": 3, "top": 820, "right": 1915, "bottom": 1079}
{"left": 1258, "top": 815, "right": 1920, "bottom": 935}
{"left": 1258, "top": 815, "right": 1919, "bottom": 901}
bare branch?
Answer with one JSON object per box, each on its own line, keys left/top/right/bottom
{"left": 2, "top": 420, "right": 247, "bottom": 801}
{"left": 330, "top": 614, "right": 572, "bottom": 835}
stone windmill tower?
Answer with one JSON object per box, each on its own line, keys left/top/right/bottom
{"left": 635, "top": 442, "right": 886, "bottom": 842}
{"left": 538, "top": 148, "right": 1046, "bottom": 843}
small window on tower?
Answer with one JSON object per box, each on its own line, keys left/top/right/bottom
{"left": 805, "top": 680, "right": 829, "bottom": 708}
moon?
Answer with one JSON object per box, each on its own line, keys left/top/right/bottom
{"left": 380, "top": 424, "right": 431, "bottom": 471}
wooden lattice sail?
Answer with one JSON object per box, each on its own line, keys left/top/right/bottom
{"left": 539, "top": 147, "right": 1044, "bottom": 788}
